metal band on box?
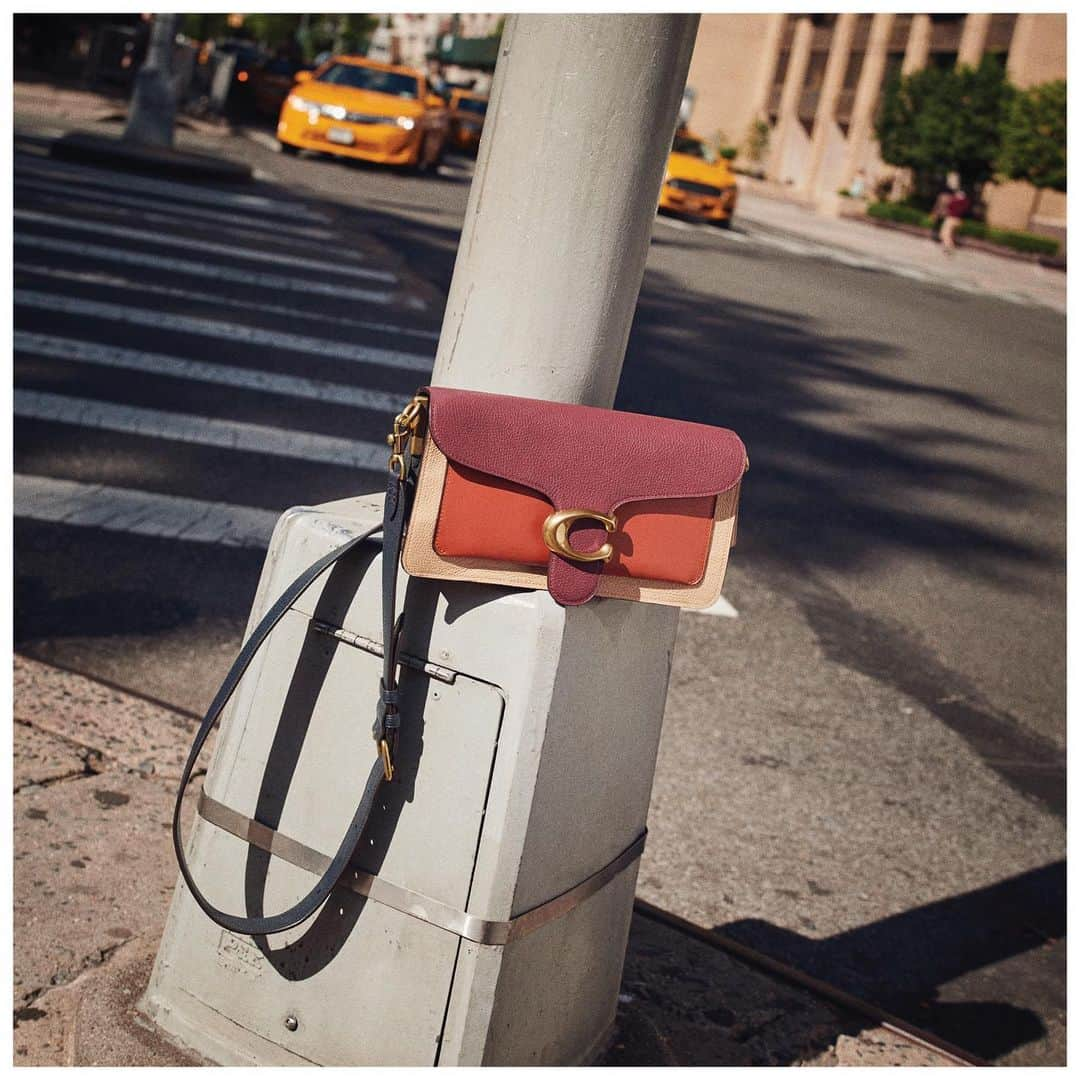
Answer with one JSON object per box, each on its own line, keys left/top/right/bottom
{"left": 198, "top": 792, "right": 645, "bottom": 947}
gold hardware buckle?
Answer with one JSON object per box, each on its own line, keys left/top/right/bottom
{"left": 379, "top": 738, "right": 394, "bottom": 781}
{"left": 542, "top": 509, "right": 618, "bottom": 563}
{"left": 386, "top": 393, "right": 429, "bottom": 479}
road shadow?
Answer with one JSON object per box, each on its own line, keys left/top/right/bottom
{"left": 714, "top": 859, "right": 1065, "bottom": 1062}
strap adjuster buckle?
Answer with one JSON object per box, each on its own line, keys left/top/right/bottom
{"left": 379, "top": 737, "right": 394, "bottom": 781}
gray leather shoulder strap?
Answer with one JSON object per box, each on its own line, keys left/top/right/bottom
{"left": 172, "top": 472, "right": 412, "bottom": 936}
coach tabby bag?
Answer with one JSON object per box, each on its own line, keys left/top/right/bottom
{"left": 172, "top": 387, "right": 748, "bottom": 935}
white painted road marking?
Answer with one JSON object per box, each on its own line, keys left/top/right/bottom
{"left": 15, "top": 209, "right": 397, "bottom": 284}
{"left": 15, "top": 290, "right": 433, "bottom": 372}
{"left": 15, "top": 153, "right": 331, "bottom": 222}
{"left": 13, "top": 233, "right": 398, "bottom": 305}
{"left": 15, "top": 332, "right": 410, "bottom": 413}
{"left": 14, "top": 263, "right": 440, "bottom": 341}
{"left": 687, "top": 594, "right": 739, "bottom": 618}
{"left": 15, "top": 474, "right": 279, "bottom": 548}
{"left": 243, "top": 130, "right": 283, "bottom": 153}
{"left": 16, "top": 175, "right": 339, "bottom": 243}
{"left": 15, "top": 389, "right": 388, "bottom": 469}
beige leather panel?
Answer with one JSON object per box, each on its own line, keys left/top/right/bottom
{"left": 402, "top": 441, "right": 739, "bottom": 610}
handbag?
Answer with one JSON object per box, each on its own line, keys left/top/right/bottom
{"left": 172, "top": 386, "right": 747, "bottom": 936}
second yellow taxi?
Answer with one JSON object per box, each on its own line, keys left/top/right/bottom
{"left": 659, "top": 129, "right": 738, "bottom": 226}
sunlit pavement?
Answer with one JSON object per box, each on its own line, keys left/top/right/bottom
{"left": 13, "top": 106, "right": 1065, "bottom": 1065}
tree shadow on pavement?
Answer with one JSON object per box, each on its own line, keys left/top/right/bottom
{"left": 617, "top": 266, "right": 1048, "bottom": 591}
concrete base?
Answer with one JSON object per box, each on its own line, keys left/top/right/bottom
{"left": 142, "top": 494, "right": 680, "bottom": 1065}
{"left": 50, "top": 131, "right": 251, "bottom": 182}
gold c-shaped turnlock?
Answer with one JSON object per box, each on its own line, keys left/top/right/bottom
{"left": 542, "top": 509, "right": 618, "bottom": 562}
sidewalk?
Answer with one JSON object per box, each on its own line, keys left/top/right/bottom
{"left": 13, "top": 655, "right": 956, "bottom": 1066}
{"left": 14, "top": 77, "right": 229, "bottom": 139}
{"left": 733, "top": 183, "right": 1066, "bottom": 315}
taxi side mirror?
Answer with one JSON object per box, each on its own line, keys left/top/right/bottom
{"left": 294, "top": 70, "right": 313, "bottom": 85}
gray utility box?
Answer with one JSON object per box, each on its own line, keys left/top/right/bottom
{"left": 142, "top": 493, "right": 677, "bottom": 1065}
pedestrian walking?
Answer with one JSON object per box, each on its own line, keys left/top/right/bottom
{"left": 936, "top": 175, "right": 971, "bottom": 255}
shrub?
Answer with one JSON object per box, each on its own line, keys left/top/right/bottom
{"left": 866, "top": 201, "right": 1060, "bottom": 255}
{"left": 866, "top": 201, "right": 934, "bottom": 228}
{"left": 744, "top": 118, "right": 770, "bottom": 164}
{"left": 958, "top": 220, "right": 1060, "bottom": 255}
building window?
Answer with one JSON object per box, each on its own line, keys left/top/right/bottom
{"left": 883, "top": 52, "right": 904, "bottom": 86}
{"left": 773, "top": 47, "right": 790, "bottom": 90}
{"left": 843, "top": 50, "right": 865, "bottom": 90}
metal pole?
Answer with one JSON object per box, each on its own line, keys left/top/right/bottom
{"left": 124, "top": 13, "right": 179, "bottom": 147}
{"left": 433, "top": 13, "right": 700, "bottom": 407}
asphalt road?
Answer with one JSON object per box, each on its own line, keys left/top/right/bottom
{"left": 13, "top": 121, "right": 1065, "bottom": 1064}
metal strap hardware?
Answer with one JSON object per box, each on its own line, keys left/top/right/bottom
{"left": 198, "top": 791, "right": 645, "bottom": 947}
{"left": 309, "top": 619, "right": 457, "bottom": 684}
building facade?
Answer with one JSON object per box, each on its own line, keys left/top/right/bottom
{"left": 373, "top": 12, "right": 501, "bottom": 80}
{"left": 685, "top": 13, "right": 1066, "bottom": 239}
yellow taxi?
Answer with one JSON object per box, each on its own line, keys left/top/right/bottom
{"left": 277, "top": 55, "right": 448, "bottom": 168}
{"left": 448, "top": 88, "right": 488, "bottom": 155}
{"left": 659, "top": 129, "right": 738, "bottom": 225}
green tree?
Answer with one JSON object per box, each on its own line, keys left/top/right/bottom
{"left": 181, "top": 14, "right": 378, "bottom": 60}
{"left": 876, "top": 55, "right": 1014, "bottom": 201}
{"left": 997, "top": 79, "right": 1066, "bottom": 192}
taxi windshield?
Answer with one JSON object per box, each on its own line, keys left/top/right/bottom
{"left": 317, "top": 63, "right": 420, "bottom": 99}
{"left": 672, "top": 134, "right": 717, "bottom": 164}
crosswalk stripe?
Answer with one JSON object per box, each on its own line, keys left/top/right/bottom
{"left": 15, "top": 474, "right": 279, "bottom": 548}
{"left": 13, "top": 233, "right": 398, "bottom": 305}
{"left": 15, "top": 389, "right": 388, "bottom": 469}
{"left": 14, "top": 263, "right": 440, "bottom": 341}
{"left": 15, "top": 209, "right": 397, "bottom": 284}
{"left": 15, "top": 290, "right": 433, "bottom": 372}
{"left": 16, "top": 332, "right": 408, "bottom": 412}
{"left": 243, "top": 130, "right": 283, "bottom": 153}
{"left": 15, "top": 153, "right": 331, "bottom": 223}
{"left": 16, "top": 175, "right": 340, "bottom": 243}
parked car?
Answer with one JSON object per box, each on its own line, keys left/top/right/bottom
{"left": 252, "top": 53, "right": 312, "bottom": 120}
{"left": 448, "top": 88, "right": 488, "bottom": 155}
{"left": 277, "top": 55, "right": 449, "bottom": 169}
{"left": 212, "top": 39, "right": 267, "bottom": 119}
{"left": 658, "top": 129, "right": 738, "bottom": 226}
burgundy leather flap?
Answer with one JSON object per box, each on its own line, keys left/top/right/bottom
{"left": 426, "top": 386, "right": 746, "bottom": 512}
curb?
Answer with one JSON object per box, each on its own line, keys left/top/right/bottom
{"left": 50, "top": 131, "right": 252, "bottom": 183}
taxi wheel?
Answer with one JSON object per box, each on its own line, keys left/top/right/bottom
{"left": 278, "top": 140, "right": 300, "bottom": 156}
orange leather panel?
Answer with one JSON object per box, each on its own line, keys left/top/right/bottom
{"left": 434, "top": 462, "right": 715, "bottom": 586}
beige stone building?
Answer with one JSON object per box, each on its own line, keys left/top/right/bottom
{"left": 685, "top": 13, "right": 1066, "bottom": 240}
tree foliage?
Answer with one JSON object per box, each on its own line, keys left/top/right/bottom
{"left": 181, "top": 13, "right": 378, "bottom": 61}
{"left": 997, "top": 79, "right": 1066, "bottom": 192}
{"left": 875, "top": 56, "right": 1014, "bottom": 197}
